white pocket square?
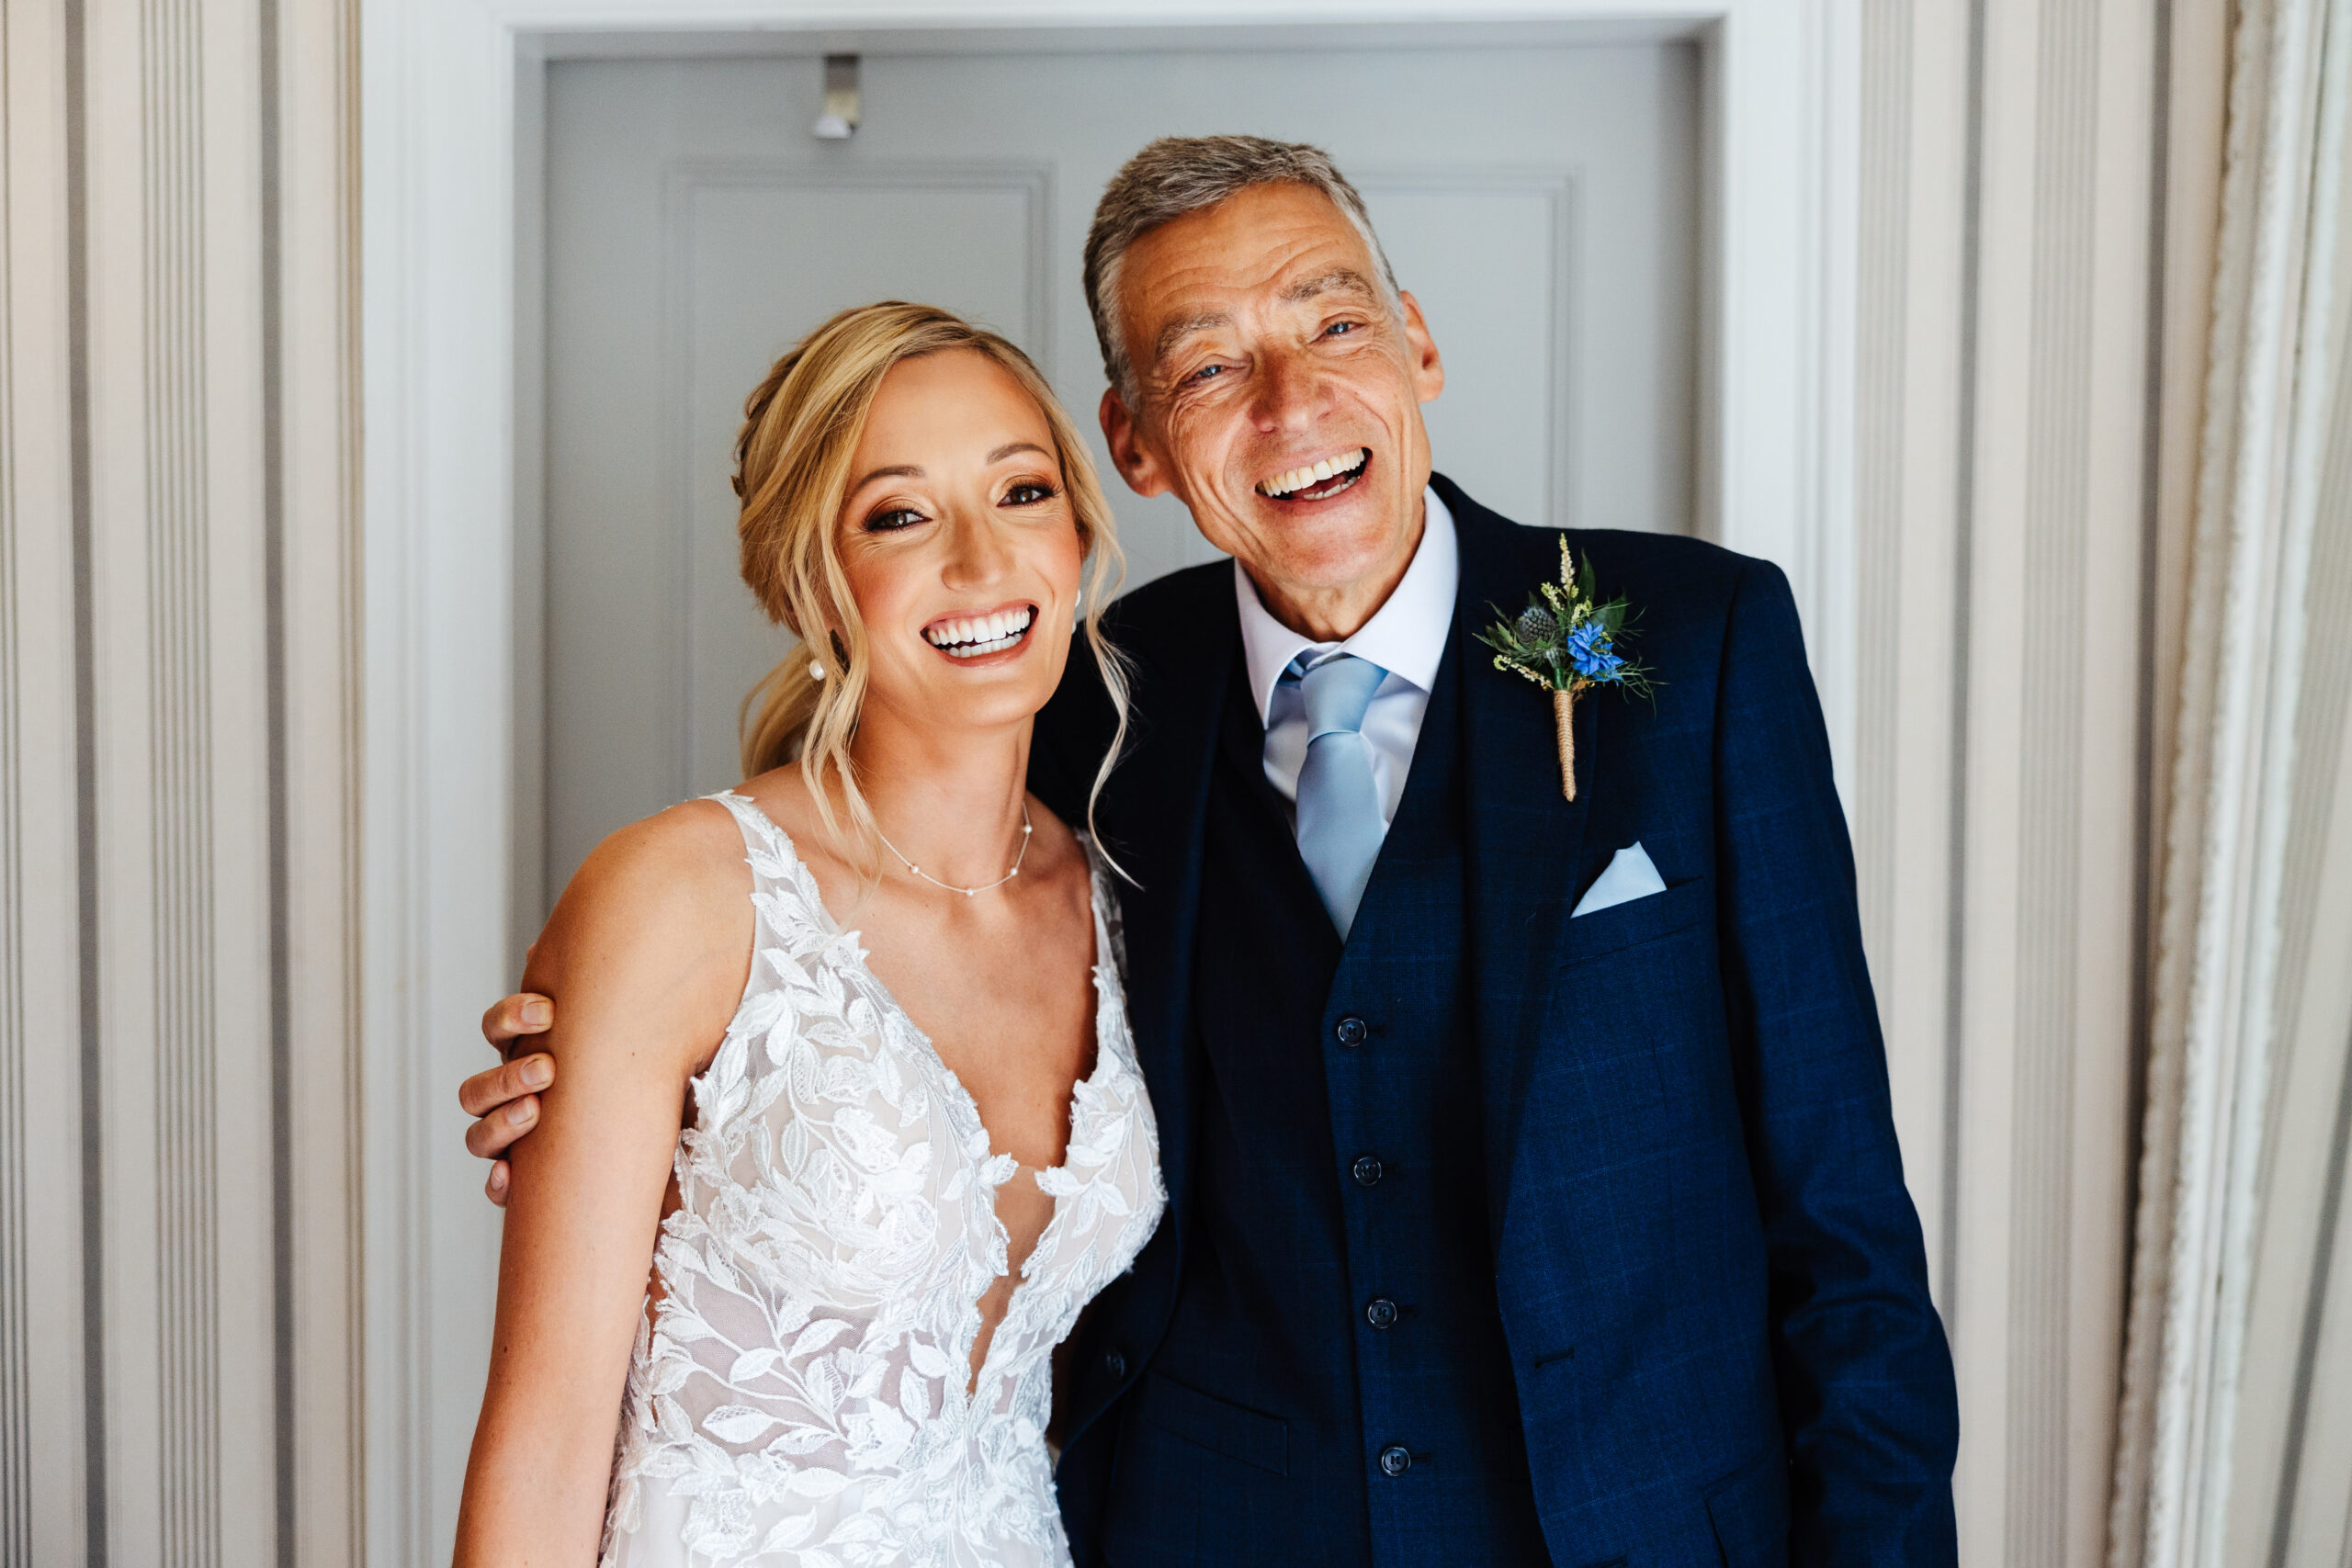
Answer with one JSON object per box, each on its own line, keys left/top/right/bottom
{"left": 1571, "top": 841, "right": 1668, "bottom": 918}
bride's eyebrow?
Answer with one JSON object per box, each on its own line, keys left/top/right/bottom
{"left": 988, "top": 442, "right": 1051, "bottom": 464}
{"left": 849, "top": 463, "right": 922, "bottom": 494}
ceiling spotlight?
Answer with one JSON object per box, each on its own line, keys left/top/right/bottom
{"left": 812, "top": 54, "right": 859, "bottom": 140}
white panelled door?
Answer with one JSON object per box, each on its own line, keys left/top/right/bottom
{"left": 541, "top": 41, "right": 1698, "bottom": 899}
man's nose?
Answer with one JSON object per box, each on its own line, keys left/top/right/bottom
{"left": 1250, "top": 348, "right": 1330, "bottom": 434}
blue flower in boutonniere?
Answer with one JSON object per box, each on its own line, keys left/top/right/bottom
{"left": 1474, "top": 536, "right": 1654, "bottom": 801}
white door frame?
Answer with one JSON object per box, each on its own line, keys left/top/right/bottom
{"left": 359, "top": 1, "right": 1857, "bottom": 1556}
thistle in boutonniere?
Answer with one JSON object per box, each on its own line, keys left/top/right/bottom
{"left": 1475, "top": 536, "right": 1654, "bottom": 801}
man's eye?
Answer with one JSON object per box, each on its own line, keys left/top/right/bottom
{"left": 866, "top": 507, "right": 925, "bottom": 532}
{"left": 1188, "top": 363, "right": 1227, "bottom": 384}
{"left": 1004, "top": 481, "right": 1057, "bottom": 506}
{"left": 1324, "top": 320, "right": 1361, "bottom": 338}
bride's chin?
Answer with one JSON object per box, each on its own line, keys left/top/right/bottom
{"left": 869, "top": 682, "right": 1056, "bottom": 737}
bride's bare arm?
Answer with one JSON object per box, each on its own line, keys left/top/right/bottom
{"left": 453, "top": 803, "right": 752, "bottom": 1567}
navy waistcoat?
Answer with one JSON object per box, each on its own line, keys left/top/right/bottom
{"left": 1102, "top": 636, "right": 1548, "bottom": 1567}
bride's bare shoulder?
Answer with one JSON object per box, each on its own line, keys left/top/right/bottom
{"left": 567, "top": 796, "right": 749, "bottom": 901}
{"left": 527, "top": 797, "right": 753, "bottom": 988}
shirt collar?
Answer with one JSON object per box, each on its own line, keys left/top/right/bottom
{"left": 1233, "top": 484, "right": 1460, "bottom": 728}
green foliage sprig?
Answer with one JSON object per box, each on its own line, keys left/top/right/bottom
{"left": 1475, "top": 536, "right": 1655, "bottom": 699}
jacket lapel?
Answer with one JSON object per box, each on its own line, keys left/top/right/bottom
{"left": 1441, "top": 476, "right": 1594, "bottom": 1247}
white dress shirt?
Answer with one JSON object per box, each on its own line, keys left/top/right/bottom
{"left": 1235, "top": 485, "right": 1460, "bottom": 834}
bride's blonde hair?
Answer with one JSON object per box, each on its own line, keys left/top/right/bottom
{"left": 733, "top": 301, "right": 1130, "bottom": 863}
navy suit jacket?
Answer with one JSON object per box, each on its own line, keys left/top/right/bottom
{"left": 1029, "top": 476, "right": 1959, "bottom": 1565}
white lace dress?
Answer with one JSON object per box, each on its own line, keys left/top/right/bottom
{"left": 601, "top": 792, "right": 1165, "bottom": 1568}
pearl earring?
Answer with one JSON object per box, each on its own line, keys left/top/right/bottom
{"left": 809, "top": 660, "right": 826, "bottom": 681}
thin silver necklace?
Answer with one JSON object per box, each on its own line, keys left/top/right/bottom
{"left": 874, "top": 802, "right": 1034, "bottom": 897}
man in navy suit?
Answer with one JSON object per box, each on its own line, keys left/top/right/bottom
{"left": 466, "top": 136, "right": 1958, "bottom": 1565}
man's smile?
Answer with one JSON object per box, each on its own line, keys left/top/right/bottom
{"left": 1256, "top": 446, "right": 1371, "bottom": 502}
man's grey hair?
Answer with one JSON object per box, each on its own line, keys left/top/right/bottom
{"left": 1082, "top": 135, "right": 1403, "bottom": 401}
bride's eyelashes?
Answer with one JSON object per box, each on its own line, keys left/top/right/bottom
{"left": 863, "top": 502, "right": 930, "bottom": 533}
{"left": 859, "top": 477, "right": 1057, "bottom": 534}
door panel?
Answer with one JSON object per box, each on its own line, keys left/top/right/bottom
{"left": 543, "top": 43, "right": 1698, "bottom": 898}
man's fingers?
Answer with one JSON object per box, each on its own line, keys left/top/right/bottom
{"left": 457, "top": 1053, "right": 555, "bottom": 1120}
{"left": 481, "top": 992, "right": 554, "bottom": 1050}
{"left": 464, "top": 1093, "right": 540, "bottom": 1160}
{"left": 485, "top": 1159, "right": 511, "bottom": 1208}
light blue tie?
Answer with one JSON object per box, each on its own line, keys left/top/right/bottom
{"left": 1290, "top": 653, "right": 1390, "bottom": 940}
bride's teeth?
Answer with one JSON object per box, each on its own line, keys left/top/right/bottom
{"left": 928, "top": 606, "right": 1035, "bottom": 656}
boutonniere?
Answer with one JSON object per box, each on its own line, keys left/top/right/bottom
{"left": 1475, "top": 537, "right": 1654, "bottom": 800}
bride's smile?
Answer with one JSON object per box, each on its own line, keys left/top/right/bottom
{"left": 923, "top": 602, "right": 1038, "bottom": 660}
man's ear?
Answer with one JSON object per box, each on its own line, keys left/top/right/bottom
{"left": 1099, "top": 386, "right": 1171, "bottom": 499}
{"left": 1398, "top": 290, "right": 1445, "bottom": 406}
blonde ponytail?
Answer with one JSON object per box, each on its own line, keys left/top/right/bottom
{"left": 738, "top": 655, "right": 820, "bottom": 779}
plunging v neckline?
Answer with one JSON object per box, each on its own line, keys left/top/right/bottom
{"left": 714, "top": 790, "right": 1118, "bottom": 1394}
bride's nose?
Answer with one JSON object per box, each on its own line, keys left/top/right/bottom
{"left": 938, "top": 507, "right": 1016, "bottom": 592}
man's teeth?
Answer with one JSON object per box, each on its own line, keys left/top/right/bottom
{"left": 1260, "top": 449, "right": 1368, "bottom": 497}
{"left": 923, "top": 605, "right": 1036, "bottom": 657}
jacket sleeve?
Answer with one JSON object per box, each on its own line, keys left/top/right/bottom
{"left": 1712, "top": 558, "right": 1960, "bottom": 1565}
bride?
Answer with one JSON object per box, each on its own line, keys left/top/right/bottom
{"left": 453, "top": 302, "right": 1164, "bottom": 1568}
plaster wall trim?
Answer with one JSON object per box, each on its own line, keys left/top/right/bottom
{"left": 1851, "top": 1, "right": 2173, "bottom": 1562}
{"left": 0, "top": 0, "right": 365, "bottom": 1562}
{"left": 2112, "top": 0, "right": 2352, "bottom": 1562}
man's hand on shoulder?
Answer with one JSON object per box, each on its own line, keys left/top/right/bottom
{"left": 462, "top": 993, "right": 558, "bottom": 1206}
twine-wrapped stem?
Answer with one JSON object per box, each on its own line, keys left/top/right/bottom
{"left": 1554, "top": 685, "right": 1578, "bottom": 800}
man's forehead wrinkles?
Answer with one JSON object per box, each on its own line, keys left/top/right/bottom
{"left": 1279, "top": 267, "right": 1378, "bottom": 304}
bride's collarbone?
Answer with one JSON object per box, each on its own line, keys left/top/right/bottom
{"left": 724, "top": 779, "right": 1102, "bottom": 1166}
{"left": 858, "top": 865, "right": 1101, "bottom": 1173}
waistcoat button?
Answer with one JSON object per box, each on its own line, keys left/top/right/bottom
{"left": 1351, "top": 1154, "right": 1384, "bottom": 1187}
{"left": 1102, "top": 1349, "right": 1126, "bottom": 1380}
{"left": 1378, "top": 1444, "right": 1413, "bottom": 1477}
{"left": 1365, "top": 1297, "right": 1399, "bottom": 1329}
{"left": 1334, "top": 1015, "right": 1369, "bottom": 1047}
